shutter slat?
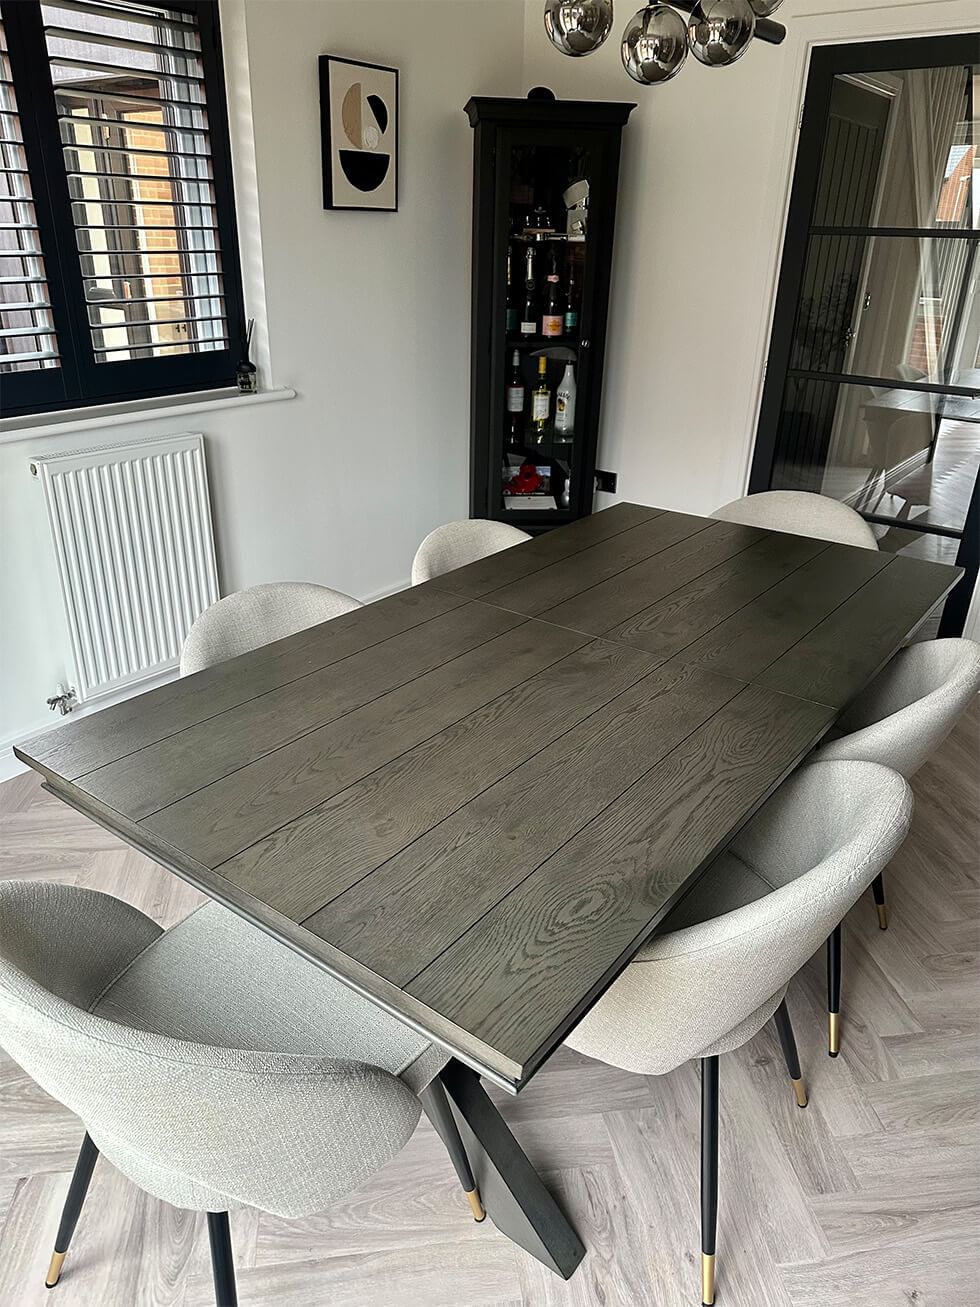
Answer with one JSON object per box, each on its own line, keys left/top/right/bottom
{"left": 57, "top": 112, "right": 209, "bottom": 139}
{"left": 42, "top": 1, "right": 201, "bottom": 36}
{"left": 49, "top": 54, "right": 205, "bottom": 87}
{"left": 96, "top": 337, "right": 229, "bottom": 358}
{"left": 0, "top": 348, "right": 59, "bottom": 362}
{"left": 88, "top": 312, "right": 227, "bottom": 331}
{"left": 61, "top": 138, "right": 212, "bottom": 161}
{"left": 43, "top": 26, "right": 202, "bottom": 63}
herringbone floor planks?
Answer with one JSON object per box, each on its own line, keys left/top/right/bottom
{"left": 0, "top": 703, "right": 977, "bottom": 1306}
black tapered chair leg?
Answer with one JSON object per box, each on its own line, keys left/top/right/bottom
{"left": 872, "top": 873, "right": 888, "bottom": 930}
{"left": 827, "top": 924, "right": 842, "bottom": 1057}
{"left": 206, "top": 1212, "right": 238, "bottom": 1307}
{"left": 44, "top": 1132, "right": 99, "bottom": 1288}
{"left": 420, "top": 1074, "right": 486, "bottom": 1221}
{"left": 700, "top": 1056, "right": 719, "bottom": 1307}
{"left": 772, "top": 998, "right": 808, "bottom": 1108}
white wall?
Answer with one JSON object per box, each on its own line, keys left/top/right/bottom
{"left": 0, "top": 0, "right": 525, "bottom": 759}
{"left": 520, "top": 0, "right": 979, "bottom": 515}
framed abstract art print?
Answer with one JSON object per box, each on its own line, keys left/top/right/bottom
{"left": 319, "top": 56, "right": 398, "bottom": 212}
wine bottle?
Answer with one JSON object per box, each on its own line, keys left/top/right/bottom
{"left": 555, "top": 362, "right": 576, "bottom": 438}
{"left": 505, "top": 245, "right": 518, "bottom": 333}
{"left": 541, "top": 252, "right": 563, "bottom": 338}
{"left": 520, "top": 246, "right": 537, "bottom": 337}
{"left": 506, "top": 349, "right": 525, "bottom": 443}
{"left": 564, "top": 263, "right": 580, "bottom": 336}
{"left": 531, "top": 356, "right": 550, "bottom": 442}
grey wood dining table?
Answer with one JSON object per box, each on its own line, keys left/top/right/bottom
{"left": 14, "top": 501, "right": 961, "bottom": 1280}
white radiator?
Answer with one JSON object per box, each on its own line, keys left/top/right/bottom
{"left": 30, "top": 433, "right": 219, "bottom": 704}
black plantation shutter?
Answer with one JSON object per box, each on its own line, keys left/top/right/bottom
{"left": 0, "top": 0, "right": 244, "bottom": 417}
{"left": 0, "top": 13, "right": 64, "bottom": 403}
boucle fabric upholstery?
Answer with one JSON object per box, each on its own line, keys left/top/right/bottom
{"left": 564, "top": 762, "right": 912, "bottom": 1076}
{"left": 411, "top": 519, "right": 530, "bottom": 585}
{"left": 813, "top": 638, "right": 980, "bottom": 779}
{"left": 0, "top": 885, "right": 441, "bottom": 1217}
{"left": 711, "top": 490, "right": 879, "bottom": 550}
{"left": 180, "top": 582, "right": 361, "bottom": 675}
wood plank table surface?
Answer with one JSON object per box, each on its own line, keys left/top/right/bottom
{"left": 16, "top": 502, "right": 960, "bottom": 1098}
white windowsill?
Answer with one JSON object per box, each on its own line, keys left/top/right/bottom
{"left": 0, "top": 385, "right": 297, "bottom": 445}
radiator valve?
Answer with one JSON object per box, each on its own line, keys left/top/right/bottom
{"left": 47, "top": 684, "right": 78, "bottom": 716}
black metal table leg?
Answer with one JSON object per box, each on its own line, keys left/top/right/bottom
{"left": 438, "top": 1061, "right": 585, "bottom": 1280}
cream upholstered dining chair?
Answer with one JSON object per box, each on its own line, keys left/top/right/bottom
{"left": 711, "top": 489, "right": 879, "bottom": 551}
{"left": 0, "top": 885, "right": 486, "bottom": 1306}
{"left": 180, "top": 581, "right": 361, "bottom": 675}
{"left": 411, "top": 519, "right": 530, "bottom": 585}
{"left": 811, "top": 638, "right": 980, "bottom": 1052}
{"left": 564, "top": 760, "right": 912, "bottom": 1307}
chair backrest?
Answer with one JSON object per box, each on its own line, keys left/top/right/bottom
{"left": 411, "top": 519, "right": 531, "bottom": 585}
{"left": 712, "top": 490, "right": 879, "bottom": 550}
{"left": 0, "top": 881, "right": 420, "bottom": 1217}
{"left": 565, "top": 761, "right": 912, "bottom": 1076}
{"left": 815, "top": 638, "right": 980, "bottom": 778}
{"left": 180, "top": 581, "right": 361, "bottom": 675}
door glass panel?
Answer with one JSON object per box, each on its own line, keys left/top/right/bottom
{"left": 791, "top": 234, "right": 980, "bottom": 383}
{"left": 813, "top": 67, "right": 978, "bottom": 230}
{"left": 773, "top": 377, "right": 979, "bottom": 534}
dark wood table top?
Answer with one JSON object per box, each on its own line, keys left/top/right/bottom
{"left": 15, "top": 503, "right": 961, "bottom": 1091}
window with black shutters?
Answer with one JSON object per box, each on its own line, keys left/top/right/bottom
{"left": 0, "top": 0, "right": 244, "bottom": 417}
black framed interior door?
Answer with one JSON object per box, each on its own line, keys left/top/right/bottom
{"left": 752, "top": 33, "right": 980, "bottom": 636}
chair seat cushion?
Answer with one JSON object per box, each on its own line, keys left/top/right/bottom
{"left": 93, "top": 902, "right": 447, "bottom": 1093}
{"left": 654, "top": 849, "right": 773, "bottom": 937}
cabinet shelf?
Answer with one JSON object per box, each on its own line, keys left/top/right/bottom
{"left": 505, "top": 335, "right": 580, "bottom": 350}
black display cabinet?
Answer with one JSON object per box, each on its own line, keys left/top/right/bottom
{"left": 464, "top": 94, "right": 634, "bottom": 531}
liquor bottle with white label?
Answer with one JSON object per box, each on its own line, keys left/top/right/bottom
{"left": 531, "top": 356, "right": 550, "bottom": 442}
{"left": 506, "top": 349, "right": 525, "bottom": 443}
{"left": 554, "top": 362, "right": 576, "bottom": 438}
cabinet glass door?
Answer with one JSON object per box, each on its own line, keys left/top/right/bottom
{"left": 495, "top": 130, "right": 605, "bottom": 525}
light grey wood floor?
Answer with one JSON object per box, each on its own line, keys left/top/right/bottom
{"left": 0, "top": 704, "right": 977, "bottom": 1307}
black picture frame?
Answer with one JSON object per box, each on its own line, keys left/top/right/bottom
{"left": 318, "top": 55, "right": 399, "bottom": 213}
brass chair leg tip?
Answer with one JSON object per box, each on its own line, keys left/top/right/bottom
{"left": 45, "top": 1250, "right": 66, "bottom": 1288}
{"left": 828, "top": 1012, "right": 840, "bottom": 1057}
{"left": 465, "top": 1188, "right": 486, "bottom": 1222}
{"left": 792, "top": 1077, "right": 809, "bottom": 1109}
{"left": 876, "top": 904, "right": 888, "bottom": 930}
{"left": 701, "top": 1252, "right": 715, "bottom": 1305}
